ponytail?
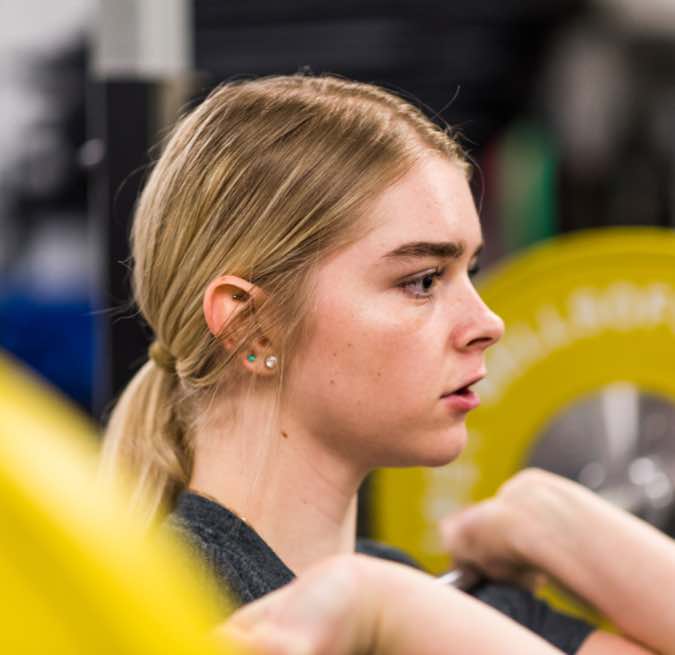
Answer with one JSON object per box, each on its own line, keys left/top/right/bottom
{"left": 99, "top": 359, "right": 191, "bottom": 527}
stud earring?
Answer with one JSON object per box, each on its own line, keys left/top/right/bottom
{"left": 264, "top": 355, "right": 278, "bottom": 369}
{"left": 246, "top": 354, "right": 257, "bottom": 363}
{"left": 232, "top": 292, "right": 246, "bottom": 301}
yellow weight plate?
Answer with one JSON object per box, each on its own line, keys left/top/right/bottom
{"left": 373, "top": 227, "right": 675, "bottom": 573}
{"left": 0, "top": 352, "right": 237, "bottom": 653}
{"left": 0, "top": 350, "right": 97, "bottom": 448}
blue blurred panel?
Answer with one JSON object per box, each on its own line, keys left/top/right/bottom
{"left": 0, "top": 290, "right": 94, "bottom": 413}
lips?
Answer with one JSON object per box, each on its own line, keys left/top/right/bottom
{"left": 441, "top": 373, "right": 485, "bottom": 399}
{"left": 440, "top": 373, "right": 485, "bottom": 413}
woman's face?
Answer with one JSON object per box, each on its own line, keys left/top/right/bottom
{"left": 283, "top": 155, "right": 504, "bottom": 471}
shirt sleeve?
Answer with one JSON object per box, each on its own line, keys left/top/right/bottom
{"left": 355, "top": 538, "right": 424, "bottom": 568}
{"left": 469, "top": 581, "right": 595, "bottom": 654}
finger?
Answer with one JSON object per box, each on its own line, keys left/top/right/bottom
{"left": 439, "top": 501, "right": 496, "bottom": 551}
{"left": 221, "top": 623, "right": 320, "bottom": 655}
{"left": 239, "top": 624, "right": 314, "bottom": 655}
{"left": 438, "top": 509, "right": 473, "bottom": 551}
{"left": 212, "top": 623, "right": 262, "bottom": 652}
{"left": 228, "top": 586, "right": 293, "bottom": 629}
{"left": 218, "top": 616, "right": 316, "bottom": 655}
{"left": 229, "top": 559, "right": 358, "bottom": 654}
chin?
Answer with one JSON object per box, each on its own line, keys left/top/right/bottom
{"left": 393, "top": 424, "right": 468, "bottom": 468}
{"left": 420, "top": 443, "right": 466, "bottom": 468}
{"left": 434, "top": 425, "right": 469, "bottom": 465}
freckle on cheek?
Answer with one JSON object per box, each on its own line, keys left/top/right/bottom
{"left": 281, "top": 430, "right": 289, "bottom": 439}
{"left": 329, "top": 379, "right": 335, "bottom": 385}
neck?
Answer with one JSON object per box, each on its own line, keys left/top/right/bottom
{"left": 189, "top": 391, "right": 365, "bottom": 574}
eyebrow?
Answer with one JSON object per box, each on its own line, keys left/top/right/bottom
{"left": 381, "top": 240, "right": 482, "bottom": 261}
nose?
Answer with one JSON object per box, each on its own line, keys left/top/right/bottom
{"left": 453, "top": 286, "right": 504, "bottom": 352}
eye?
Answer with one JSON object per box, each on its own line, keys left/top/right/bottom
{"left": 399, "top": 267, "right": 445, "bottom": 299}
{"left": 468, "top": 261, "right": 481, "bottom": 278}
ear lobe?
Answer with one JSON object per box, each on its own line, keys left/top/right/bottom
{"left": 202, "top": 275, "right": 256, "bottom": 349}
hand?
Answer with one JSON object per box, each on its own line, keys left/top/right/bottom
{"left": 215, "top": 555, "right": 372, "bottom": 655}
{"left": 441, "top": 469, "right": 674, "bottom": 655}
{"left": 439, "top": 468, "right": 583, "bottom": 587}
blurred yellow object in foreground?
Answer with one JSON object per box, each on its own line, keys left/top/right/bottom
{"left": 0, "top": 351, "right": 238, "bottom": 654}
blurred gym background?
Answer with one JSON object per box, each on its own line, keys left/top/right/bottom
{"left": 2, "top": 0, "right": 675, "bottom": 550}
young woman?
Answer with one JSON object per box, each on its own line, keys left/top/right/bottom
{"left": 100, "top": 75, "right": 651, "bottom": 654}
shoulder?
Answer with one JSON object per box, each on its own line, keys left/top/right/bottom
{"left": 164, "top": 491, "right": 294, "bottom": 606}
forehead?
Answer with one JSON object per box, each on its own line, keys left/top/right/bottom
{"left": 357, "top": 155, "right": 481, "bottom": 257}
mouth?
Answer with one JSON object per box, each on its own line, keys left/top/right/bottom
{"left": 441, "top": 373, "right": 485, "bottom": 399}
{"left": 440, "top": 373, "right": 485, "bottom": 413}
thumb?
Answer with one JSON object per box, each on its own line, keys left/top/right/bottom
{"left": 439, "top": 503, "right": 487, "bottom": 551}
{"left": 213, "top": 622, "right": 312, "bottom": 655}
{"left": 227, "top": 558, "right": 359, "bottom": 655}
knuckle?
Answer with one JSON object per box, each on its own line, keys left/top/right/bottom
{"left": 502, "top": 467, "right": 549, "bottom": 493}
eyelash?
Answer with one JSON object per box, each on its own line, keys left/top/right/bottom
{"left": 399, "top": 263, "right": 481, "bottom": 299}
{"left": 400, "top": 267, "right": 445, "bottom": 298}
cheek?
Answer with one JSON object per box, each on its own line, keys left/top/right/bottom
{"left": 284, "top": 293, "right": 467, "bottom": 467}
{"left": 297, "top": 296, "right": 438, "bottom": 410}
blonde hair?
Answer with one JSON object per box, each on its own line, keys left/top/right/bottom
{"left": 99, "top": 74, "right": 468, "bottom": 525}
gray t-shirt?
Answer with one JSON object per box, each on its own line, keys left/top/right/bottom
{"left": 166, "top": 490, "right": 593, "bottom": 653}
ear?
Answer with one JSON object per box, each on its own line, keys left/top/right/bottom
{"left": 202, "top": 275, "right": 278, "bottom": 375}
{"left": 203, "top": 275, "right": 254, "bottom": 342}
